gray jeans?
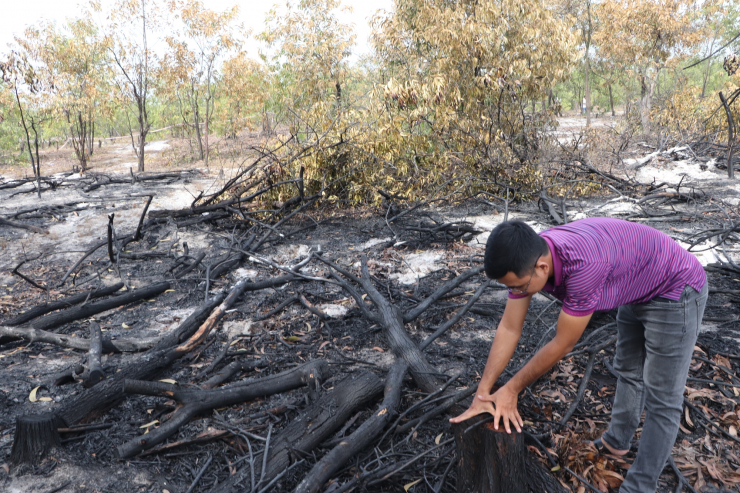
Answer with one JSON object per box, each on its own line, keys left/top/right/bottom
{"left": 602, "top": 282, "right": 708, "bottom": 493}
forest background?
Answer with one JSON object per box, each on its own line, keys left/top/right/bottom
{"left": 1, "top": 0, "right": 739, "bottom": 204}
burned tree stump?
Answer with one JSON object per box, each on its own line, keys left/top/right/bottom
{"left": 10, "top": 413, "right": 62, "bottom": 466}
{"left": 452, "top": 415, "right": 566, "bottom": 493}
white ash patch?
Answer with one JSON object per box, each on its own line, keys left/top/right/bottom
{"left": 675, "top": 239, "right": 714, "bottom": 267}
{"left": 588, "top": 200, "right": 640, "bottom": 216}
{"left": 354, "top": 348, "right": 395, "bottom": 368}
{"left": 5, "top": 463, "right": 142, "bottom": 493}
{"left": 699, "top": 323, "right": 719, "bottom": 334}
{"left": 144, "top": 140, "right": 170, "bottom": 152}
{"left": 634, "top": 159, "right": 721, "bottom": 184}
{"left": 360, "top": 237, "right": 391, "bottom": 250}
{"left": 151, "top": 308, "right": 195, "bottom": 331}
{"left": 233, "top": 268, "right": 259, "bottom": 280}
{"left": 463, "top": 213, "right": 505, "bottom": 247}
{"left": 445, "top": 325, "right": 496, "bottom": 344}
{"left": 463, "top": 215, "right": 541, "bottom": 248}
{"left": 390, "top": 251, "right": 445, "bottom": 285}
{"left": 223, "top": 320, "right": 260, "bottom": 338}
{"left": 270, "top": 244, "right": 311, "bottom": 265}
{"left": 318, "top": 303, "right": 349, "bottom": 319}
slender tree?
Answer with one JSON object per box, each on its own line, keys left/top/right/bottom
{"left": 105, "top": 0, "right": 160, "bottom": 172}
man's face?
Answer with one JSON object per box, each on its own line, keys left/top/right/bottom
{"left": 497, "top": 258, "right": 549, "bottom": 296}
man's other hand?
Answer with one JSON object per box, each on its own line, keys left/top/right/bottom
{"left": 449, "top": 394, "right": 496, "bottom": 424}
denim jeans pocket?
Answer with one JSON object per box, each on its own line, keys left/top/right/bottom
{"left": 635, "top": 301, "right": 686, "bottom": 334}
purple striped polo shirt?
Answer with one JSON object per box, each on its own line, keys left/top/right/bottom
{"left": 509, "top": 217, "right": 706, "bottom": 317}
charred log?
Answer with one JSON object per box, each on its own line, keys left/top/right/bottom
{"left": 0, "top": 324, "right": 159, "bottom": 353}
{"left": 214, "top": 370, "right": 385, "bottom": 493}
{"left": 31, "top": 281, "right": 170, "bottom": 332}
{"left": 2, "top": 282, "right": 124, "bottom": 327}
{"left": 293, "top": 361, "right": 408, "bottom": 493}
{"left": 82, "top": 322, "right": 104, "bottom": 388}
{"left": 53, "top": 293, "right": 226, "bottom": 427}
{"left": 116, "top": 359, "right": 329, "bottom": 458}
{"left": 201, "top": 357, "right": 271, "bottom": 389}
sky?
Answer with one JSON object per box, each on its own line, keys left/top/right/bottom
{"left": 0, "top": 0, "right": 394, "bottom": 59}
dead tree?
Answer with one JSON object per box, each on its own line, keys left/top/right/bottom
{"left": 453, "top": 414, "right": 567, "bottom": 493}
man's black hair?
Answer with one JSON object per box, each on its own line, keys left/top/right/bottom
{"left": 484, "top": 220, "right": 549, "bottom": 279}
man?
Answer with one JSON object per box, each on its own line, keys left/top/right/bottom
{"left": 450, "top": 218, "right": 707, "bottom": 493}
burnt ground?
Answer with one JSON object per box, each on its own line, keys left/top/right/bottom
{"left": 0, "top": 139, "right": 739, "bottom": 492}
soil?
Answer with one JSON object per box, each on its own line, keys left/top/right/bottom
{"left": 0, "top": 130, "right": 739, "bottom": 493}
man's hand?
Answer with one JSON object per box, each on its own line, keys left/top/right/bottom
{"left": 476, "top": 384, "right": 523, "bottom": 433}
{"left": 449, "top": 394, "right": 496, "bottom": 424}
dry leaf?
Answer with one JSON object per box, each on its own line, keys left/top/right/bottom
{"left": 140, "top": 420, "right": 159, "bottom": 429}
{"left": 435, "top": 433, "right": 444, "bottom": 444}
{"left": 403, "top": 479, "right": 421, "bottom": 491}
{"left": 39, "top": 397, "right": 52, "bottom": 402}
{"left": 164, "top": 289, "right": 175, "bottom": 293}
{"left": 159, "top": 379, "right": 177, "bottom": 384}
{"left": 731, "top": 426, "right": 738, "bottom": 437}
{"left": 371, "top": 347, "right": 384, "bottom": 352}
{"left": 122, "top": 323, "right": 130, "bottom": 329}
{"left": 29, "top": 386, "right": 40, "bottom": 402}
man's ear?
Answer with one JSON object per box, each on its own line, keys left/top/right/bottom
{"left": 536, "top": 256, "right": 549, "bottom": 276}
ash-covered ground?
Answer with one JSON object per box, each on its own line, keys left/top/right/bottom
{"left": 0, "top": 139, "right": 740, "bottom": 492}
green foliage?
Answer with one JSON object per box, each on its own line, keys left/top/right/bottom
{"left": 0, "top": 0, "right": 738, "bottom": 204}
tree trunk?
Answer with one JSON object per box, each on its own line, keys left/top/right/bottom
{"left": 608, "top": 84, "right": 615, "bottom": 117}
{"left": 137, "top": 115, "right": 147, "bottom": 173}
{"left": 639, "top": 71, "right": 656, "bottom": 132}
{"left": 203, "top": 97, "right": 210, "bottom": 167}
{"left": 719, "top": 91, "right": 736, "bottom": 179}
{"left": 452, "top": 415, "right": 567, "bottom": 493}
{"left": 584, "top": 1, "right": 592, "bottom": 128}
{"left": 192, "top": 87, "right": 204, "bottom": 161}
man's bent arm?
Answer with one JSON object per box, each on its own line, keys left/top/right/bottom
{"left": 505, "top": 310, "right": 592, "bottom": 394}
{"left": 450, "top": 296, "right": 530, "bottom": 423}
{"left": 476, "top": 296, "right": 531, "bottom": 394}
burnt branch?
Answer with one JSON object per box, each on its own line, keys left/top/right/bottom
{"left": 213, "top": 370, "right": 385, "bottom": 493}
{"left": 294, "top": 361, "right": 408, "bottom": 493}
{"left": 2, "top": 282, "right": 124, "bottom": 326}
{"left": 117, "top": 359, "right": 329, "bottom": 458}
